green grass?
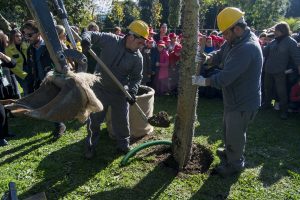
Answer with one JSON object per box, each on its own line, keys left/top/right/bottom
{"left": 1, "top": 96, "right": 300, "bottom": 200}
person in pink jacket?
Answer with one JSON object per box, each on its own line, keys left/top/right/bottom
{"left": 289, "top": 77, "right": 300, "bottom": 112}
{"left": 154, "top": 40, "right": 169, "bottom": 95}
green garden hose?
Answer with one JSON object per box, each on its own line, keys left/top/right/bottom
{"left": 120, "top": 140, "right": 172, "bottom": 166}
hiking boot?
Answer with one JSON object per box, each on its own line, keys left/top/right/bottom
{"left": 52, "top": 123, "right": 66, "bottom": 139}
{"left": 280, "top": 112, "right": 288, "bottom": 120}
{"left": 260, "top": 103, "right": 272, "bottom": 110}
{"left": 211, "top": 163, "right": 244, "bottom": 178}
{"left": 116, "top": 146, "right": 131, "bottom": 154}
{"left": 85, "top": 146, "right": 96, "bottom": 159}
{"left": 4, "top": 132, "right": 16, "bottom": 138}
{"left": 0, "top": 139, "right": 8, "bottom": 146}
{"left": 216, "top": 147, "right": 227, "bottom": 159}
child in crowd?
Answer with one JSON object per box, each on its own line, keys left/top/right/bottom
{"left": 168, "top": 32, "right": 179, "bottom": 52}
{"left": 289, "top": 77, "right": 300, "bottom": 112}
{"left": 154, "top": 40, "right": 169, "bottom": 95}
{"left": 140, "top": 38, "right": 153, "bottom": 85}
{"left": 168, "top": 44, "right": 182, "bottom": 95}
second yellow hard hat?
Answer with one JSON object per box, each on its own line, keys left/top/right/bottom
{"left": 217, "top": 7, "right": 245, "bottom": 33}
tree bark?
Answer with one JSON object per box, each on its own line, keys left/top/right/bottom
{"left": 172, "top": 0, "right": 200, "bottom": 170}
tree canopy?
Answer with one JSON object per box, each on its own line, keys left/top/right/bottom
{"left": 0, "top": 0, "right": 299, "bottom": 32}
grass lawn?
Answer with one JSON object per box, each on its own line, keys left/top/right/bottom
{"left": 1, "top": 96, "right": 300, "bottom": 200}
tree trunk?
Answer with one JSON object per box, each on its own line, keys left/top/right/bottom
{"left": 172, "top": 0, "right": 200, "bottom": 170}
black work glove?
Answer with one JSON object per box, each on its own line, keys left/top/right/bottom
{"left": 81, "top": 39, "right": 91, "bottom": 52}
{"left": 126, "top": 91, "right": 136, "bottom": 105}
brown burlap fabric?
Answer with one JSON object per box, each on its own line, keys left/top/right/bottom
{"left": 106, "top": 85, "right": 155, "bottom": 139}
{"left": 6, "top": 71, "right": 103, "bottom": 123}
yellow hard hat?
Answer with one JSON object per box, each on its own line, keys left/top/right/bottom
{"left": 128, "top": 20, "right": 149, "bottom": 40}
{"left": 217, "top": 7, "right": 245, "bottom": 33}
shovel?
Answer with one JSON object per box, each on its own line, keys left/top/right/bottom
{"left": 71, "top": 29, "right": 170, "bottom": 128}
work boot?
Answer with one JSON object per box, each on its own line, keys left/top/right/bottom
{"left": 85, "top": 145, "right": 96, "bottom": 159}
{"left": 4, "top": 131, "right": 16, "bottom": 138}
{"left": 211, "top": 163, "right": 244, "bottom": 178}
{"left": 216, "top": 147, "right": 227, "bottom": 160}
{"left": 85, "top": 132, "right": 100, "bottom": 159}
{"left": 116, "top": 145, "right": 131, "bottom": 154}
{"left": 0, "top": 139, "right": 8, "bottom": 146}
{"left": 116, "top": 138, "right": 131, "bottom": 154}
{"left": 52, "top": 123, "right": 66, "bottom": 139}
{"left": 260, "top": 103, "right": 272, "bottom": 110}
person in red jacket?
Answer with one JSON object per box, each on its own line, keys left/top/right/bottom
{"left": 168, "top": 44, "right": 182, "bottom": 94}
{"left": 289, "top": 77, "right": 300, "bottom": 112}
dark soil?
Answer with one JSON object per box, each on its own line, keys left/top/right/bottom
{"left": 140, "top": 143, "right": 213, "bottom": 174}
{"left": 148, "top": 111, "right": 170, "bottom": 128}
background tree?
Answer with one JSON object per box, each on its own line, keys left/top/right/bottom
{"left": 198, "top": 0, "right": 221, "bottom": 30}
{"left": 286, "top": 0, "right": 300, "bottom": 18}
{"left": 107, "top": 0, "right": 125, "bottom": 27}
{"left": 58, "top": 0, "right": 95, "bottom": 27}
{"left": 151, "top": 0, "right": 163, "bottom": 29}
{"left": 0, "top": 0, "right": 30, "bottom": 26}
{"left": 122, "top": 0, "right": 140, "bottom": 27}
{"left": 0, "top": 0, "right": 95, "bottom": 28}
{"left": 172, "top": 0, "right": 200, "bottom": 169}
{"left": 279, "top": 17, "right": 300, "bottom": 32}
{"left": 168, "top": 0, "right": 182, "bottom": 30}
{"left": 221, "top": 0, "right": 290, "bottom": 30}
{"left": 138, "top": 0, "right": 153, "bottom": 25}
{"left": 159, "top": 0, "right": 170, "bottom": 25}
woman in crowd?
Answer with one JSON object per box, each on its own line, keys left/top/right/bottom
{"left": 263, "top": 22, "right": 300, "bottom": 119}
{"left": 153, "top": 23, "right": 168, "bottom": 43}
{"left": 5, "top": 29, "right": 29, "bottom": 96}
{"left": 0, "top": 32, "right": 19, "bottom": 146}
{"left": 0, "top": 32, "right": 20, "bottom": 99}
{"left": 56, "top": 25, "right": 68, "bottom": 49}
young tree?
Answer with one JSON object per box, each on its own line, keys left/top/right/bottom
{"left": 0, "top": 0, "right": 96, "bottom": 28}
{"left": 168, "top": 0, "right": 182, "bottom": 30}
{"left": 172, "top": 0, "right": 200, "bottom": 169}
{"left": 138, "top": 0, "right": 153, "bottom": 25}
{"left": 151, "top": 0, "right": 162, "bottom": 29}
{"left": 107, "top": 0, "right": 125, "bottom": 26}
{"left": 159, "top": 0, "right": 170, "bottom": 25}
{"left": 222, "top": 0, "right": 289, "bottom": 30}
{"left": 122, "top": 0, "right": 140, "bottom": 27}
{"left": 62, "top": 0, "right": 95, "bottom": 26}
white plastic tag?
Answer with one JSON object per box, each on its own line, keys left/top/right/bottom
{"left": 2, "top": 76, "right": 10, "bottom": 87}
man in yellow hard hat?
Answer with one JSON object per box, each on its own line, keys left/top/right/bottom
{"left": 81, "top": 20, "right": 149, "bottom": 157}
{"left": 192, "top": 7, "right": 263, "bottom": 177}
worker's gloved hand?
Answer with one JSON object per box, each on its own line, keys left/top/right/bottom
{"left": 195, "top": 52, "right": 209, "bottom": 64}
{"left": 192, "top": 75, "right": 207, "bottom": 86}
{"left": 126, "top": 92, "right": 136, "bottom": 105}
{"left": 81, "top": 39, "right": 91, "bottom": 52}
{"left": 285, "top": 69, "right": 293, "bottom": 74}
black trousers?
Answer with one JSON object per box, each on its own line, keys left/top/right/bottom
{"left": 0, "top": 104, "right": 8, "bottom": 138}
{"left": 264, "top": 72, "right": 288, "bottom": 113}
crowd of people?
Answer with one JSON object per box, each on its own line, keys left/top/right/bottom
{"left": 0, "top": 6, "right": 300, "bottom": 178}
